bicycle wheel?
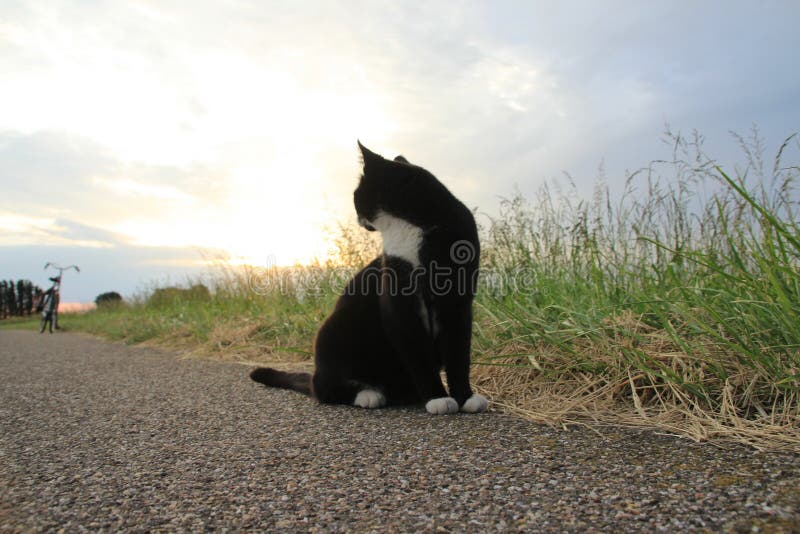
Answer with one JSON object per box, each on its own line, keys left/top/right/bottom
{"left": 39, "top": 312, "right": 49, "bottom": 334}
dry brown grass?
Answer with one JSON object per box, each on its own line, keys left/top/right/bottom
{"left": 470, "top": 312, "right": 800, "bottom": 452}
{"left": 204, "top": 320, "right": 313, "bottom": 366}
{"left": 472, "top": 364, "right": 800, "bottom": 452}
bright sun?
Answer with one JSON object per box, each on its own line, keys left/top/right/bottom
{"left": 223, "top": 159, "right": 329, "bottom": 266}
{"left": 5, "top": 15, "right": 400, "bottom": 266}
{"left": 99, "top": 54, "right": 395, "bottom": 266}
{"left": 112, "top": 156, "right": 333, "bottom": 267}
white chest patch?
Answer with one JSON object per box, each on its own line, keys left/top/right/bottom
{"left": 372, "top": 210, "right": 423, "bottom": 267}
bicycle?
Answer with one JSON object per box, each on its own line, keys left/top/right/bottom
{"left": 39, "top": 263, "right": 79, "bottom": 334}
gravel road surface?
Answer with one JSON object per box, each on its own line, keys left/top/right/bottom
{"left": 1, "top": 330, "right": 798, "bottom": 532}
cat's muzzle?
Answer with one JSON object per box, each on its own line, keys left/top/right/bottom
{"left": 358, "top": 216, "right": 377, "bottom": 231}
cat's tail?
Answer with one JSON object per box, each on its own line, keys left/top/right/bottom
{"left": 249, "top": 367, "right": 312, "bottom": 396}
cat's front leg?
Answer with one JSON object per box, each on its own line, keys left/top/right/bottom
{"left": 434, "top": 302, "right": 488, "bottom": 414}
{"left": 379, "top": 292, "right": 454, "bottom": 413}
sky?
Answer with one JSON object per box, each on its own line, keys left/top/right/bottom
{"left": 1, "top": 1, "right": 799, "bottom": 302}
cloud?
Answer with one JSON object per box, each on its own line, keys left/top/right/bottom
{"left": 1, "top": 0, "right": 799, "bottom": 301}
{"left": 49, "top": 219, "right": 127, "bottom": 247}
{"left": 1, "top": 244, "right": 225, "bottom": 302}
{"left": 0, "top": 130, "right": 232, "bottom": 247}
{"left": 0, "top": 214, "right": 120, "bottom": 248}
{"left": 93, "top": 178, "right": 196, "bottom": 204}
{"left": 4, "top": 2, "right": 798, "bottom": 193}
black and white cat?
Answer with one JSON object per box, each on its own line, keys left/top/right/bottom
{"left": 250, "top": 142, "right": 488, "bottom": 415}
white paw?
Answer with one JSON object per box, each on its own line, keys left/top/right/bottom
{"left": 353, "top": 389, "right": 386, "bottom": 409}
{"left": 425, "top": 397, "right": 459, "bottom": 415}
{"left": 461, "top": 393, "right": 489, "bottom": 413}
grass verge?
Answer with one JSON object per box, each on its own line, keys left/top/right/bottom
{"left": 18, "top": 129, "right": 799, "bottom": 452}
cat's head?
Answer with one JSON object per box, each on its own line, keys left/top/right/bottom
{"left": 353, "top": 141, "right": 414, "bottom": 231}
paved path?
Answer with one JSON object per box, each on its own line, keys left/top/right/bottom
{"left": 1, "top": 330, "right": 798, "bottom": 532}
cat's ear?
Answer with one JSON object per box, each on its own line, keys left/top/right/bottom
{"left": 393, "top": 155, "right": 409, "bottom": 163}
{"left": 357, "top": 140, "right": 382, "bottom": 166}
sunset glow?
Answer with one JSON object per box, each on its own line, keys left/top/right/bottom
{"left": 2, "top": 2, "right": 798, "bottom": 301}
{"left": 1, "top": 3, "right": 399, "bottom": 267}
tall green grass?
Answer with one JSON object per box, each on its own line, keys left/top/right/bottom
{"left": 61, "top": 273, "right": 336, "bottom": 358}
{"left": 471, "top": 129, "right": 799, "bottom": 446}
{"left": 58, "top": 129, "right": 799, "bottom": 448}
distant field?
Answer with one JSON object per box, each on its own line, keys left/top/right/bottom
{"left": 60, "top": 302, "right": 96, "bottom": 313}
{"left": 11, "top": 131, "right": 799, "bottom": 451}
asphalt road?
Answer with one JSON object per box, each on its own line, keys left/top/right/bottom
{"left": 1, "top": 330, "right": 798, "bottom": 532}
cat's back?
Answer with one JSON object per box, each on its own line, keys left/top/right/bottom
{"left": 335, "top": 257, "right": 383, "bottom": 309}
